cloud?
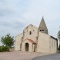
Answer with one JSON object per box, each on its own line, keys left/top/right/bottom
{"left": 0, "top": 0, "right": 60, "bottom": 45}
{"left": 0, "top": 9, "right": 15, "bottom": 17}
{"left": 0, "top": 20, "right": 24, "bottom": 29}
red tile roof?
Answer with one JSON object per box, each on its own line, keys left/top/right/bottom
{"left": 25, "top": 38, "right": 36, "bottom": 44}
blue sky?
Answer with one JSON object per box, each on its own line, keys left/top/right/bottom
{"left": 0, "top": 0, "right": 60, "bottom": 45}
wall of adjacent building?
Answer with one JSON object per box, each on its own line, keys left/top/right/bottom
{"left": 37, "top": 32, "right": 50, "bottom": 53}
{"left": 49, "top": 37, "right": 57, "bottom": 53}
{"left": 15, "top": 33, "right": 23, "bottom": 50}
{"left": 37, "top": 32, "right": 57, "bottom": 54}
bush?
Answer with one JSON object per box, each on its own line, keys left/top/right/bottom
{"left": 0, "top": 46, "right": 2, "bottom": 52}
{"left": 0, "top": 46, "right": 9, "bottom": 52}
{"left": 58, "top": 45, "right": 60, "bottom": 50}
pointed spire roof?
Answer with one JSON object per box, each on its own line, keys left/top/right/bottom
{"left": 40, "top": 17, "right": 47, "bottom": 29}
{"left": 39, "top": 17, "right": 48, "bottom": 34}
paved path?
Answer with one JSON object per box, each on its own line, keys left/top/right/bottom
{"left": 32, "top": 53, "right": 60, "bottom": 60}
{"left": 0, "top": 51, "right": 47, "bottom": 60}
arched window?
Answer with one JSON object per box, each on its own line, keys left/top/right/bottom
{"left": 40, "top": 29, "right": 44, "bottom": 31}
{"left": 25, "top": 43, "right": 29, "bottom": 51}
{"left": 30, "top": 31, "right": 32, "bottom": 35}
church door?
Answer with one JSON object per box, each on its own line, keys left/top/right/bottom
{"left": 25, "top": 43, "right": 29, "bottom": 51}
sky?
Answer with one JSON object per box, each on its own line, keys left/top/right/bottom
{"left": 0, "top": 0, "right": 60, "bottom": 45}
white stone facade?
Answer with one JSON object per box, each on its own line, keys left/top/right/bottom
{"left": 15, "top": 18, "right": 58, "bottom": 54}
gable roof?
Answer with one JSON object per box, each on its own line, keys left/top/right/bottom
{"left": 25, "top": 38, "right": 36, "bottom": 44}
{"left": 24, "top": 24, "right": 38, "bottom": 30}
{"left": 50, "top": 36, "right": 58, "bottom": 41}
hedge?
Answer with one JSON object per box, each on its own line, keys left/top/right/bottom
{"left": 0, "top": 46, "right": 9, "bottom": 52}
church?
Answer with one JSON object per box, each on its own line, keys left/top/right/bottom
{"left": 15, "top": 17, "right": 58, "bottom": 53}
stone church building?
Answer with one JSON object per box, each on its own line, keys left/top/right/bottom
{"left": 15, "top": 17, "right": 58, "bottom": 53}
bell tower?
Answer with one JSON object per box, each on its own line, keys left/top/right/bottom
{"left": 39, "top": 17, "right": 48, "bottom": 34}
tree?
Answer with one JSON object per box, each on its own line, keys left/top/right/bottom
{"left": 58, "top": 30, "right": 60, "bottom": 50}
{"left": 58, "top": 30, "right": 60, "bottom": 41}
{"left": 1, "top": 34, "right": 14, "bottom": 48}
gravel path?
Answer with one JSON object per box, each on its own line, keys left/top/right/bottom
{"left": 0, "top": 51, "right": 48, "bottom": 60}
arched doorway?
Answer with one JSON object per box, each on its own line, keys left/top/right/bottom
{"left": 25, "top": 43, "right": 29, "bottom": 51}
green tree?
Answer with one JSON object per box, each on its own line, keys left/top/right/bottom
{"left": 58, "top": 30, "right": 60, "bottom": 50}
{"left": 1, "top": 34, "right": 14, "bottom": 48}
{"left": 58, "top": 30, "right": 60, "bottom": 41}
